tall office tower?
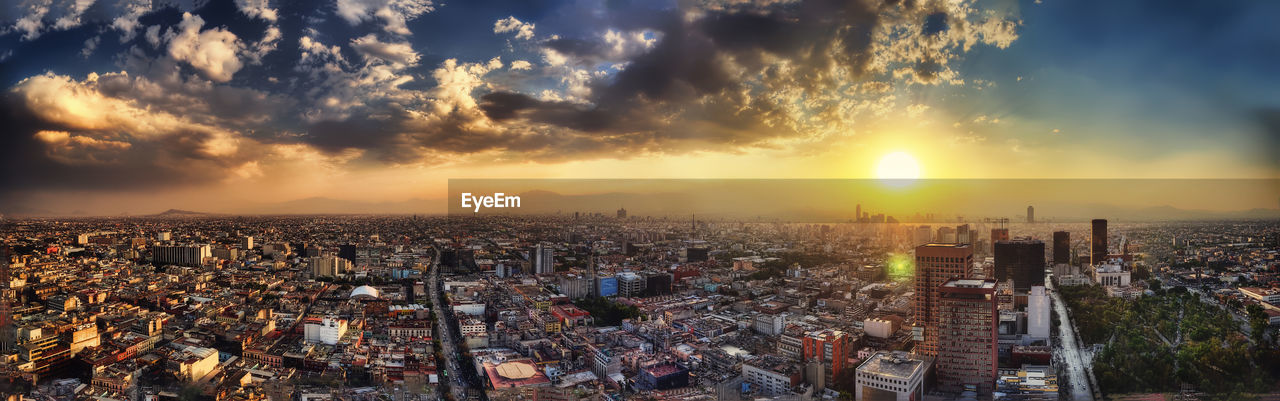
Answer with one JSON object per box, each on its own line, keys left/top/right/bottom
{"left": 1027, "top": 286, "right": 1050, "bottom": 340}
{"left": 0, "top": 246, "right": 13, "bottom": 353}
{"left": 338, "top": 244, "right": 357, "bottom": 263}
{"left": 1052, "top": 231, "right": 1070, "bottom": 264}
{"left": 803, "top": 329, "right": 852, "bottom": 388}
{"left": 534, "top": 244, "right": 555, "bottom": 274}
{"left": 310, "top": 255, "right": 351, "bottom": 277}
{"left": 955, "top": 224, "right": 971, "bottom": 245}
{"left": 993, "top": 239, "right": 1046, "bottom": 291}
{"left": 990, "top": 228, "right": 1009, "bottom": 246}
{"left": 855, "top": 204, "right": 861, "bottom": 222}
{"left": 1026, "top": 206, "right": 1035, "bottom": 223}
{"left": 914, "top": 226, "right": 933, "bottom": 246}
{"left": 936, "top": 278, "right": 999, "bottom": 394}
{"left": 241, "top": 236, "right": 254, "bottom": 250}
{"left": 617, "top": 207, "right": 627, "bottom": 219}
{"left": 152, "top": 244, "right": 212, "bottom": 267}
{"left": 1091, "top": 219, "right": 1108, "bottom": 266}
{"left": 937, "top": 226, "right": 956, "bottom": 243}
{"left": 914, "top": 243, "right": 974, "bottom": 358}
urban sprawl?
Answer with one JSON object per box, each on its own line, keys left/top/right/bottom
{"left": 0, "top": 209, "right": 1278, "bottom": 401}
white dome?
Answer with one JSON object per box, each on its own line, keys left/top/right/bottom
{"left": 350, "top": 285, "right": 380, "bottom": 299}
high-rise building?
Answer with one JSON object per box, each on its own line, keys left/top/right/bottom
{"left": 1026, "top": 206, "right": 1035, "bottom": 224}
{"left": 956, "top": 224, "right": 971, "bottom": 245}
{"left": 338, "top": 244, "right": 357, "bottom": 263}
{"left": 1028, "top": 286, "right": 1050, "bottom": 340}
{"left": 913, "top": 243, "right": 973, "bottom": 358}
{"left": 803, "top": 329, "right": 854, "bottom": 388}
{"left": 993, "top": 239, "right": 1045, "bottom": 292}
{"left": 1091, "top": 219, "right": 1108, "bottom": 266}
{"left": 855, "top": 351, "right": 925, "bottom": 401}
{"left": 856, "top": 204, "right": 862, "bottom": 222}
{"left": 990, "top": 228, "right": 1009, "bottom": 247}
{"left": 533, "top": 244, "right": 555, "bottom": 274}
{"left": 913, "top": 226, "right": 933, "bottom": 246}
{"left": 1052, "top": 231, "right": 1070, "bottom": 265}
{"left": 152, "top": 244, "right": 212, "bottom": 267}
{"left": 241, "top": 236, "right": 254, "bottom": 250}
{"left": 936, "top": 278, "right": 998, "bottom": 394}
{"left": 310, "top": 255, "right": 351, "bottom": 277}
{"left": 617, "top": 207, "right": 627, "bottom": 219}
{"left": 618, "top": 272, "right": 646, "bottom": 297}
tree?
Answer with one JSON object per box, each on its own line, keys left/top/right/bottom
{"left": 1247, "top": 304, "right": 1269, "bottom": 345}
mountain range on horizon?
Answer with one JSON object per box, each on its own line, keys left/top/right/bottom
{"left": 3, "top": 191, "right": 1278, "bottom": 221}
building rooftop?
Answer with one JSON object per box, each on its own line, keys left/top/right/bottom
{"left": 945, "top": 279, "right": 996, "bottom": 289}
{"left": 857, "top": 351, "right": 924, "bottom": 379}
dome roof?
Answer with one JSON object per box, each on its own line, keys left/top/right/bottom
{"left": 350, "top": 285, "right": 380, "bottom": 299}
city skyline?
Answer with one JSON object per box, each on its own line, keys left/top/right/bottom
{"left": 2, "top": 0, "right": 1279, "bottom": 215}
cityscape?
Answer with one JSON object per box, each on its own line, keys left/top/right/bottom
{"left": 2, "top": 0, "right": 1280, "bottom": 400}
{"left": 0, "top": 209, "right": 1277, "bottom": 400}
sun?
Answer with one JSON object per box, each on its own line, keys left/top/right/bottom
{"left": 875, "top": 151, "right": 922, "bottom": 179}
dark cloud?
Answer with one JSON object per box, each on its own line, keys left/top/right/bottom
{"left": 0, "top": 95, "right": 235, "bottom": 194}
{"left": 479, "top": 0, "right": 892, "bottom": 152}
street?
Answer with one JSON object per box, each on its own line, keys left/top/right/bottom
{"left": 1048, "top": 279, "right": 1097, "bottom": 401}
{"left": 429, "top": 251, "right": 472, "bottom": 401}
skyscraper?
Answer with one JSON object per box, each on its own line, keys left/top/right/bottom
{"left": 616, "top": 207, "right": 627, "bottom": 219}
{"left": 1091, "top": 219, "right": 1108, "bottom": 266}
{"left": 1026, "top": 206, "right": 1035, "bottom": 223}
{"left": 534, "top": 243, "right": 555, "bottom": 274}
{"left": 993, "top": 239, "right": 1045, "bottom": 291}
{"left": 803, "top": 329, "right": 852, "bottom": 388}
{"left": 914, "top": 243, "right": 973, "bottom": 358}
{"left": 152, "top": 244, "right": 212, "bottom": 267}
{"left": 338, "top": 244, "right": 357, "bottom": 263}
{"left": 855, "top": 204, "right": 861, "bottom": 222}
{"left": 936, "top": 278, "right": 998, "bottom": 394}
{"left": 1052, "top": 231, "right": 1070, "bottom": 264}
{"left": 990, "top": 228, "right": 1009, "bottom": 246}
{"left": 956, "top": 224, "right": 971, "bottom": 245}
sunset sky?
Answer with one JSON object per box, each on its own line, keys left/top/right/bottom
{"left": 1, "top": 0, "right": 1277, "bottom": 215}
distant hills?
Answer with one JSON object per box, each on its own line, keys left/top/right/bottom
{"left": 152, "top": 209, "right": 215, "bottom": 217}
{"left": 0, "top": 190, "right": 1276, "bottom": 221}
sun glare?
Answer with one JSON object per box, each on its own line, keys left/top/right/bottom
{"left": 875, "top": 151, "right": 922, "bottom": 179}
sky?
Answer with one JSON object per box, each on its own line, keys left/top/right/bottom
{"left": 0, "top": 0, "right": 1277, "bottom": 215}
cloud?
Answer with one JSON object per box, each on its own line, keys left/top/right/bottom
{"left": 109, "top": 0, "right": 153, "bottom": 42}
{"left": 1, "top": 0, "right": 1026, "bottom": 194}
{"left": 335, "top": 0, "right": 435, "bottom": 35}
{"left": 350, "top": 34, "right": 421, "bottom": 65}
{"left": 80, "top": 35, "right": 100, "bottom": 58}
{"left": 0, "top": 71, "right": 351, "bottom": 194}
{"left": 165, "top": 13, "right": 246, "bottom": 82}
{"left": 494, "top": 16, "right": 535, "bottom": 40}
{"left": 236, "top": 0, "right": 279, "bottom": 22}
{"left": 509, "top": 60, "right": 532, "bottom": 70}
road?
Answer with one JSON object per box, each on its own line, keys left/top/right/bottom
{"left": 1048, "top": 279, "right": 1096, "bottom": 401}
{"left": 428, "top": 252, "right": 471, "bottom": 401}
